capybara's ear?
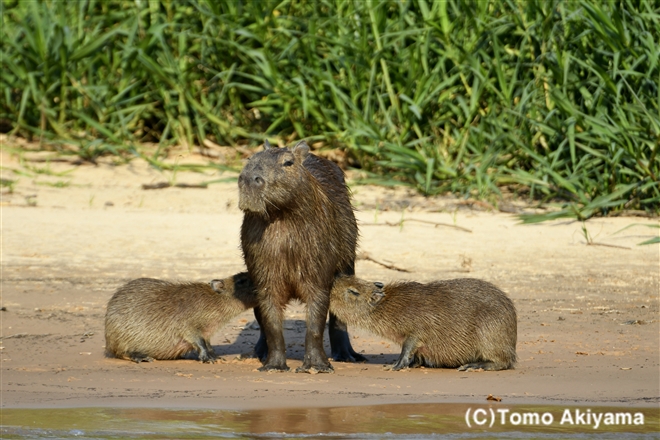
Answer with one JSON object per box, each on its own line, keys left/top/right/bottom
{"left": 264, "top": 139, "right": 273, "bottom": 150}
{"left": 210, "top": 279, "right": 225, "bottom": 292}
{"left": 369, "top": 291, "right": 385, "bottom": 306}
{"left": 292, "top": 140, "right": 310, "bottom": 161}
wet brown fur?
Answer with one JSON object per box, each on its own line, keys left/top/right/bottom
{"left": 105, "top": 273, "right": 257, "bottom": 363}
{"left": 330, "top": 276, "right": 517, "bottom": 371}
{"left": 239, "top": 140, "right": 359, "bottom": 372}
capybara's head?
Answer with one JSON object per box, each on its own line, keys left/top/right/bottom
{"left": 238, "top": 140, "right": 311, "bottom": 216}
{"left": 330, "top": 276, "right": 386, "bottom": 317}
{"left": 209, "top": 272, "right": 258, "bottom": 309}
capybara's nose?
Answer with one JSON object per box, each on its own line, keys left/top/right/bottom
{"left": 239, "top": 173, "right": 264, "bottom": 188}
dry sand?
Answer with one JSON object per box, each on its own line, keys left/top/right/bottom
{"left": 1, "top": 143, "right": 658, "bottom": 412}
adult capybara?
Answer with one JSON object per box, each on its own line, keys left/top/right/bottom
{"left": 105, "top": 273, "right": 257, "bottom": 363}
{"left": 239, "top": 140, "right": 363, "bottom": 373}
{"left": 329, "top": 276, "right": 517, "bottom": 371}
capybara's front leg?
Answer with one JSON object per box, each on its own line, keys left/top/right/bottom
{"left": 258, "top": 302, "right": 289, "bottom": 372}
{"left": 390, "top": 337, "right": 419, "bottom": 371}
{"left": 329, "top": 313, "right": 367, "bottom": 363}
{"left": 193, "top": 337, "right": 217, "bottom": 363}
{"left": 297, "top": 294, "right": 333, "bottom": 373}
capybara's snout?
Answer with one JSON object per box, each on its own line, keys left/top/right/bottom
{"left": 238, "top": 164, "right": 269, "bottom": 213}
{"left": 239, "top": 169, "right": 265, "bottom": 189}
{"left": 238, "top": 163, "right": 266, "bottom": 192}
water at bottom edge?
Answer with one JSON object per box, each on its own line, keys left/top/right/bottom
{"left": 1, "top": 403, "right": 658, "bottom": 439}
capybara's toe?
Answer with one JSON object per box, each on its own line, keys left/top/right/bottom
{"left": 258, "top": 364, "right": 290, "bottom": 373}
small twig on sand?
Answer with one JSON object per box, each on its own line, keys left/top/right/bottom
{"left": 454, "top": 199, "right": 496, "bottom": 211}
{"left": 142, "top": 182, "right": 170, "bottom": 190}
{"left": 358, "top": 252, "right": 410, "bottom": 272}
{"left": 1, "top": 333, "right": 52, "bottom": 340}
{"left": 174, "top": 183, "right": 208, "bottom": 189}
{"left": 362, "top": 218, "right": 472, "bottom": 233}
{"left": 142, "top": 182, "right": 208, "bottom": 190}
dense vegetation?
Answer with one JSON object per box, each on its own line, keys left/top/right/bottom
{"left": 1, "top": 0, "right": 658, "bottom": 218}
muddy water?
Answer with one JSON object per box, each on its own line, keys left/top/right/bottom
{"left": 1, "top": 404, "right": 657, "bottom": 439}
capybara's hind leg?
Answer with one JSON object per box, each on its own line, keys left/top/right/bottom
{"left": 128, "top": 352, "right": 155, "bottom": 363}
{"left": 253, "top": 306, "right": 268, "bottom": 362}
{"left": 408, "top": 352, "right": 425, "bottom": 369}
{"left": 329, "top": 313, "right": 367, "bottom": 363}
{"left": 458, "top": 361, "right": 510, "bottom": 371}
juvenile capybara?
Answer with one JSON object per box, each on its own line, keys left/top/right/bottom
{"left": 329, "top": 276, "right": 517, "bottom": 371}
{"left": 105, "top": 273, "right": 257, "bottom": 363}
{"left": 239, "top": 140, "right": 363, "bottom": 373}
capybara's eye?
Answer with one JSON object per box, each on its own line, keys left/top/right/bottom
{"left": 348, "top": 288, "right": 359, "bottom": 296}
{"left": 283, "top": 160, "right": 294, "bottom": 167}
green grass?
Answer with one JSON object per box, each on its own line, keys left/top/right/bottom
{"left": 0, "top": 177, "right": 17, "bottom": 192}
{"left": 612, "top": 222, "right": 660, "bottom": 245}
{"left": 1, "top": 0, "right": 658, "bottom": 218}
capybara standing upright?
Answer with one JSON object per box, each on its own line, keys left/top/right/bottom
{"left": 330, "top": 276, "right": 517, "bottom": 371}
{"left": 105, "top": 273, "right": 257, "bottom": 363}
{"left": 239, "top": 140, "right": 362, "bottom": 373}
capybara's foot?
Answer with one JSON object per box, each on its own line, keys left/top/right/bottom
{"left": 458, "top": 361, "right": 508, "bottom": 371}
{"left": 388, "top": 363, "right": 409, "bottom": 371}
{"left": 295, "top": 362, "right": 334, "bottom": 374}
{"left": 258, "top": 363, "right": 290, "bottom": 372}
{"left": 199, "top": 353, "right": 217, "bottom": 364}
{"left": 196, "top": 339, "right": 218, "bottom": 364}
{"left": 257, "top": 347, "right": 290, "bottom": 371}
{"left": 329, "top": 322, "right": 367, "bottom": 363}
{"left": 129, "top": 353, "right": 154, "bottom": 363}
{"left": 331, "top": 346, "right": 367, "bottom": 363}
{"left": 389, "top": 353, "right": 414, "bottom": 371}
{"left": 408, "top": 354, "right": 424, "bottom": 369}
{"left": 297, "top": 351, "right": 334, "bottom": 373}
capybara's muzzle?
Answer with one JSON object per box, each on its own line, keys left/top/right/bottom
{"left": 238, "top": 169, "right": 267, "bottom": 213}
{"left": 239, "top": 172, "right": 265, "bottom": 189}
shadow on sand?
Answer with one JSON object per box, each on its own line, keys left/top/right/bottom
{"left": 208, "top": 318, "right": 399, "bottom": 366}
